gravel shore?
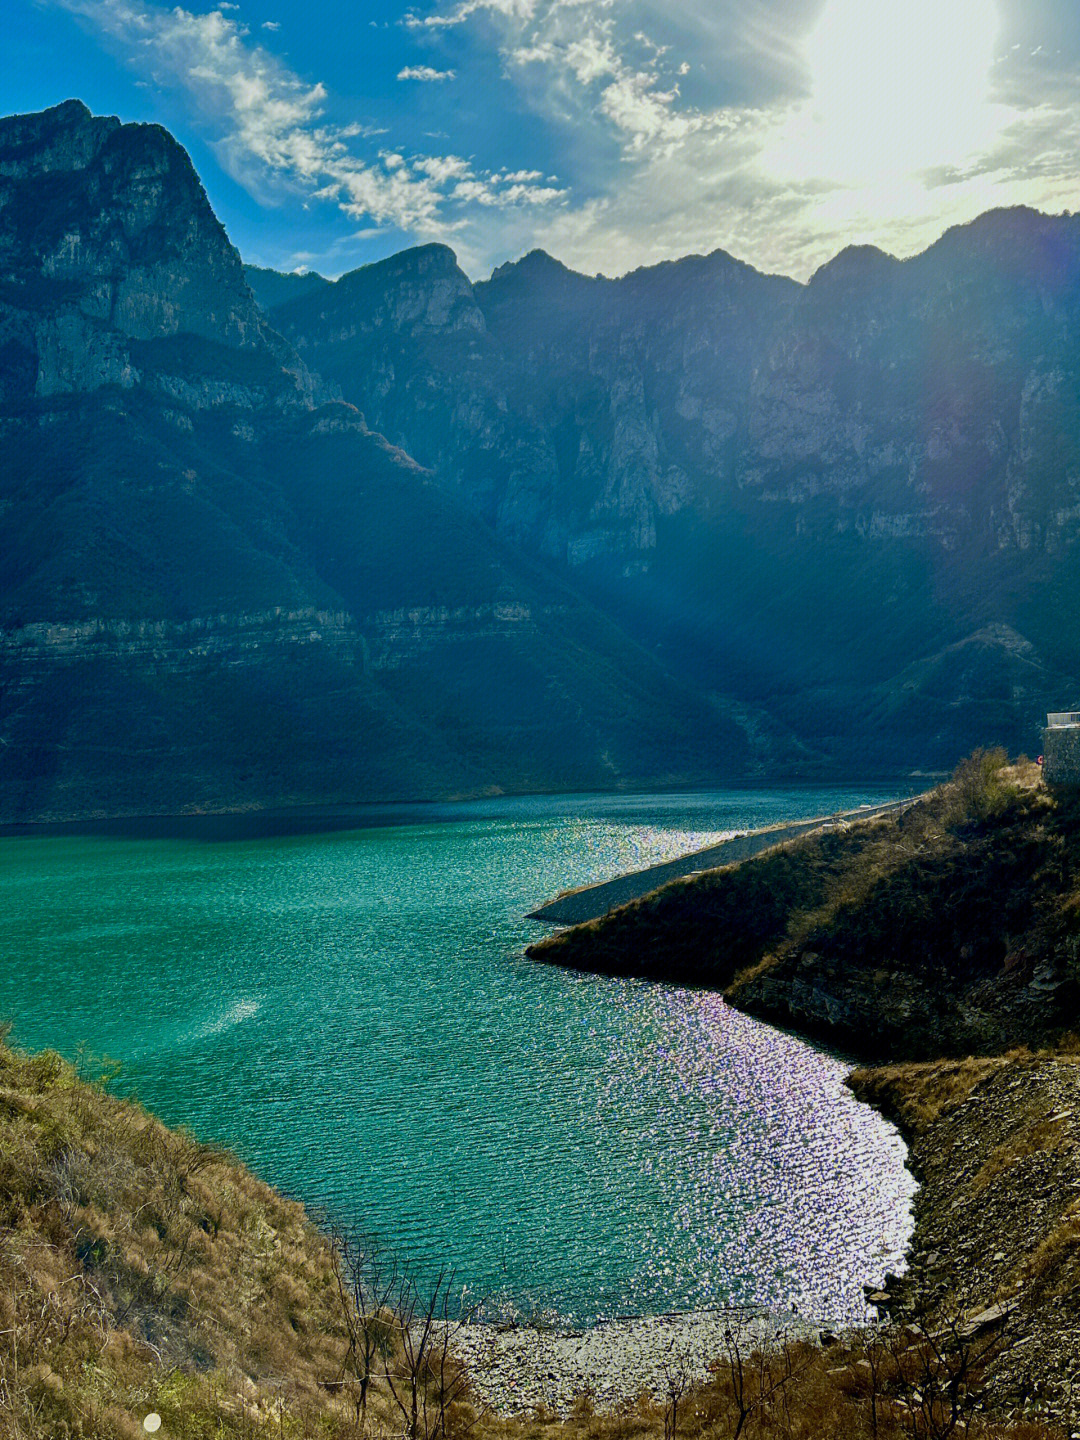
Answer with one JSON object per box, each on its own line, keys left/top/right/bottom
{"left": 453, "top": 1308, "right": 817, "bottom": 1416}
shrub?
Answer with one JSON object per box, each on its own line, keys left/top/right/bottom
{"left": 943, "top": 747, "right": 1013, "bottom": 827}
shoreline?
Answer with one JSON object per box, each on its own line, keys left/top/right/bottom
{"left": 455, "top": 1047, "right": 1080, "bottom": 1429}
{"left": 0, "top": 778, "right": 932, "bottom": 838}
{"left": 526, "top": 799, "right": 912, "bottom": 926}
{"left": 452, "top": 1307, "right": 821, "bottom": 1416}
{"left": 6, "top": 760, "right": 1080, "bottom": 1433}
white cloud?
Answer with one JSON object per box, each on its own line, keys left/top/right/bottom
{"left": 561, "top": 31, "right": 616, "bottom": 86}
{"left": 261, "top": 20, "right": 280, "bottom": 30}
{"left": 597, "top": 71, "right": 710, "bottom": 153}
{"left": 49, "top": 0, "right": 565, "bottom": 245}
{"left": 451, "top": 175, "right": 564, "bottom": 205}
{"left": 50, "top": 0, "right": 1080, "bottom": 281}
{"left": 413, "top": 153, "right": 473, "bottom": 181}
{"left": 501, "top": 181, "right": 563, "bottom": 203}
{"left": 402, "top": 0, "right": 535, "bottom": 30}
{"left": 402, "top": 0, "right": 1080, "bottom": 278}
{"left": 503, "top": 5, "right": 730, "bottom": 157}
{"left": 397, "top": 64, "right": 457, "bottom": 80}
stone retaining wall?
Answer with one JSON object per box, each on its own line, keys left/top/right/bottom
{"left": 1044, "top": 725, "right": 1080, "bottom": 788}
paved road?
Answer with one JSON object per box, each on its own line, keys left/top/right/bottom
{"left": 526, "top": 799, "right": 909, "bottom": 927}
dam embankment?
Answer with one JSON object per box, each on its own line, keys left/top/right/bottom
{"left": 527, "top": 798, "right": 910, "bottom": 926}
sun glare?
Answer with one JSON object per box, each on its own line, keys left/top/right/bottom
{"left": 768, "top": 0, "right": 1002, "bottom": 187}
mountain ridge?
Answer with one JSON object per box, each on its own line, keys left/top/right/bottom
{"left": 250, "top": 202, "right": 1080, "bottom": 772}
{"left": 4, "top": 99, "right": 1080, "bottom": 819}
{"left": 0, "top": 101, "right": 743, "bottom": 822}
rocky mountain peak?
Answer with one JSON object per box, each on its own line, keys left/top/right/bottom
{"left": 477, "top": 251, "right": 605, "bottom": 338}
{"left": 624, "top": 246, "right": 757, "bottom": 284}
{"left": 916, "top": 206, "right": 1080, "bottom": 291}
{"left": 376, "top": 240, "right": 461, "bottom": 276}
{"left": 485, "top": 248, "right": 597, "bottom": 295}
{"left": 0, "top": 100, "right": 305, "bottom": 400}
{"left": 0, "top": 108, "right": 737, "bottom": 821}
{"left": 491, "top": 249, "right": 573, "bottom": 279}
{"left": 292, "top": 241, "right": 483, "bottom": 338}
{"left": 809, "top": 243, "right": 899, "bottom": 291}
{"left": 0, "top": 99, "right": 119, "bottom": 180}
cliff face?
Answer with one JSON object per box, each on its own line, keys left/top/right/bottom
{"left": 256, "top": 209, "right": 1080, "bottom": 770}
{"left": 254, "top": 244, "right": 560, "bottom": 550}
{"left": 0, "top": 100, "right": 300, "bottom": 401}
{"left": 259, "top": 244, "right": 797, "bottom": 566}
{"left": 0, "top": 102, "right": 738, "bottom": 821}
{"left": 8, "top": 100, "right": 1080, "bottom": 819}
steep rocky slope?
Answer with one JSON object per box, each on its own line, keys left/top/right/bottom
{"left": 0, "top": 102, "right": 741, "bottom": 821}
{"left": 256, "top": 211, "right": 1080, "bottom": 770}
{"left": 853, "top": 1052, "right": 1080, "bottom": 1430}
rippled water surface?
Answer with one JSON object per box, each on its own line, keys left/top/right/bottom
{"left": 1, "top": 787, "right": 917, "bottom": 1323}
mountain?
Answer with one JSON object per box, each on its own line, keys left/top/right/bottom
{"left": 244, "top": 263, "right": 330, "bottom": 314}
{"left": 255, "top": 209, "right": 1080, "bottom": 770}
{"left": 6, "top": 100, "right": 1079, "bottom": 822}
{"left": 0, "top": 101, "right": 741, "bottom": 822}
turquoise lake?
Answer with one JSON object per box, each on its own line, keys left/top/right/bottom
{"left": 0, "top": 786, "right": 918, "bottom": 1325}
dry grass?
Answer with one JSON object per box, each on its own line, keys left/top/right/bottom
{"left": 480, "top": 1324, "right": 1067, "bottom": 1440}
{"left": 5, "top": 751, "right": 1079, "bottom": 1438}
{"left": 0, "top": 1030, "right": 404, "bottom": 1439}
{"left": 531, "top": 753, "right": 1050, "bottom": 999}
{"left": 527, "top": 824, "right": 882, "bottom": 986}
{"left": 971, "top": 1115, "right": 1074, "bottom": 1194}
{"left": 849, "top": 1056, "right": 1011, "bottom": 1133}
{"left": 533, "top": 752, "right": 1080, "bottom": 1063}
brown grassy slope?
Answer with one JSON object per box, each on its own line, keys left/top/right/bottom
{"left": 526, "top": 822, "right": 884, "bottom": 983}
{"left": 0, "top": 1035, "right": 389, "bottom": 1439}
{"left": 530, "top": 755, "right": 1080, "bottom": 1062}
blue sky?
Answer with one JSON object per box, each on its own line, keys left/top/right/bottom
{"left": 4, "top": 0, "right": 1080, "bottom": 280}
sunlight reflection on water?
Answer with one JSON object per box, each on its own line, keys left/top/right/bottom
{"left": 0, "top": 787, "right": 916, "bottom": 1324}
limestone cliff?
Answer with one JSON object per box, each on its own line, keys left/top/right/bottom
{"left": 0, "top": 100, "right": 306, "bottom": 402}
{"left": 0, "top": 102, "right": 739, "bottom": 821}
{"left": 256, "top": 209, "right": 1080, "bottom": 770}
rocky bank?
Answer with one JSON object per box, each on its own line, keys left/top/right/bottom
{"left": 525, "top": 757, "right": 1080, "bottom": 1430}
{"left": 854, "top": 1051, "right": 1080, "bottom": 1431}
{"left": 531, "top": 758, "right": 1080, "bottom": 1063}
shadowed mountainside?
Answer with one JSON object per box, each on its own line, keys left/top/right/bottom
{"left": 252, "top": 211, "right": 1080, "bottom": 772}
{"left": 0, "top": 101, "right": 744, "bottom": 821}
{"left": 5, "top": 98, "right": 1080, "bottom": 818}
